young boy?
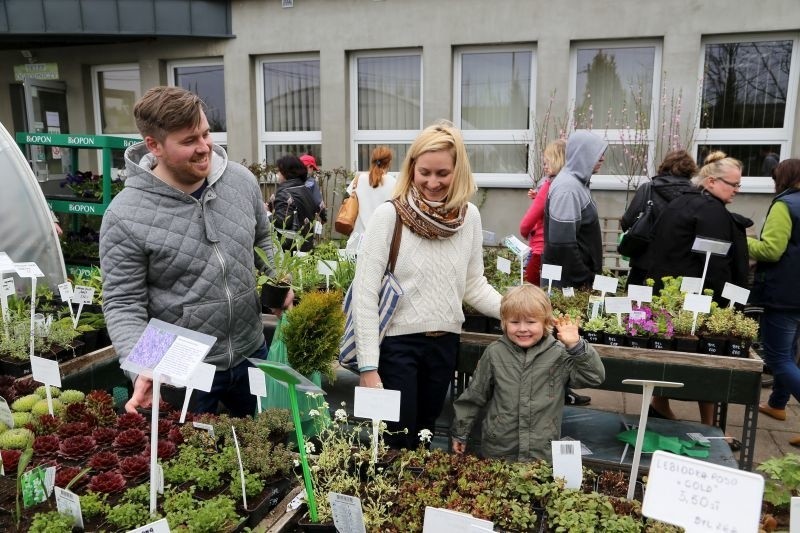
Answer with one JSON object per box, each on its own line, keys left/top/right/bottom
{"left": 451, "top": 284, "right": 605, "bottom": 462}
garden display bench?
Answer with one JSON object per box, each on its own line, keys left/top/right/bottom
{"left": 457, "top": 332, "right": 763, "bottom": 471}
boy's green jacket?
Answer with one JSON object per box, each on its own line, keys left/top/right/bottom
{"left": 451, "top": 334, "right": 605, "bottom": 462}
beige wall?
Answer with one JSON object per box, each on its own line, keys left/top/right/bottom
{"left": 0, "top": 0, "right": 797, "bottom": 237}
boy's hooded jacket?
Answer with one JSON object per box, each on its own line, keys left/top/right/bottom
{"left": 542, "top": 131, "right": 608, "bottom": 288}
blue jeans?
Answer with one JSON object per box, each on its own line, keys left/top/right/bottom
{"left": 761, "top": 310, "right": 800, "bottom": 409}
{"left": 193, "top": 342, "right": 268, "bottom": 417}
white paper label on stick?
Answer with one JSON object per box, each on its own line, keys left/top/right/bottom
{"left": 552, "top": 440, "right": 582, "bottom": 489}
{"left": 57, "top": 282, "right": 73, "bottom": 302}
{"left": 541, "top": 263, "right": 562, "bottom": 281}
{"left": 592, "top": 274, "right": 618, "bottom": 294}
{"left": 72, "top": 285, "right": 95, "bottom": 305}
{"left": 189, "top": 362, "right": 216, "bottom": 393}
{"left": 328, "top": 492, "right": 367, "bottom": 533}
{"left": 13, "top": 262, "right": 44, "bottom": 278}
{"left": 1, "top": 278, "right": 14, "bottom": 296}
{"left": 30, "top": 356, "right": 61, "bottom": 387}
{"left": 790, "top": 497, "right": 800, "bottom": 533}
{"left": 604, "top": 296, "right": 632, "bottom": 315}
{"left": 126, "top": 517, "right": 170, "bottom": 533}
{"left": 627, "top": 284, "right": 653, "bottom": 303}
{"left": 502, "top": 235, "right": 530, "bottom": 257}
{"left": 317, "top": 260, "right": 337, "bottom": 276}
{"left": 692, "top": 237, "right": 732, "bottom": 256}
{"left": 721, "top": 282, "right": 750, "bottom": 306}
{"left": 248, "top": 366, "right": 268, "bottom": 397}
{"left": 353, "top": 386, "right": 400, "bottom": 422}
{"left": 44, "top": 466, "right": 56, "bottom": 496}
{"left": 153, "top": 336, "right": 209, "bottom": 384}
{"left": 680, "top": 276, "right": 703, "bottom": 294}
{"left": 54, "top": 487, "right": 83, "bottom": 529}
{"left": 642, "top": 450, "right": 763, "bottom": 532}
{"left": 423, "top": 507, "right": 494, "bottom": 532}
{"left": 683, "top": 293, "right": 712, "bottom": 314}
{"left": 562, "top": 287, "right": 575, "bottom": 297}
{"left": 0, "top": 252, "right": 13, "bottom": 271}
{"left": 496, "top": 256, "right": 511, "bottom": 274}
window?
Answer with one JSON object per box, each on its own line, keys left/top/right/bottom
{"left": 570, "top": 42, "right": 661, "bottom": 190}
{"left": 168, "top": 59, "right": 227, "bottom": 148}
{"left": 257, "top": 57, "right": 321, "bottom": 165}
{"left": 696, "top": 35, "right": 798, "bottom": 190}
{"left": 91, "top": 64, "right": 142, "bottom": 173}
{"left": 454, "top": 46, "right": 535, "bottom": 187}
{"left": 350, "top": 52, "right": 421, "bottom": 173}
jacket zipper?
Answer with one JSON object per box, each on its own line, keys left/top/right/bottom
{"left": 213, "top": 242, "right": 235, "bottom": 370}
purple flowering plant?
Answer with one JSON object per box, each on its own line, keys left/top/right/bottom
{"left": 625, "top": 305, "right": 674, "bottom": 339}
{"left": 60, "top": 171, "right": 103, "bottom": 200}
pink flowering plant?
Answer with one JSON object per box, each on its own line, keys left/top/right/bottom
{"left": 625, "top": 306, "right": 674, "bottom": 339}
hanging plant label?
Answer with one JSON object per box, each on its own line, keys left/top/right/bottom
{"left": 328, "top": 492, "right": 367, "bottom": 533}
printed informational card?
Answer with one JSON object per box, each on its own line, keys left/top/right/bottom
{"left": 22, "top": 467, "right": 48, "bottom": 507}
{"left": 422, "top": 507, "right": 494, "bottom": 532}
{"left": 54, "top": 487, "right": 83, "bottom": 529}
{"left": 502, "top": 235, "right": 530, "bottom": 257}
{"left": 328, "top": 492, "right": 367, "bottom": 533}
{"left": 643, "top": 451, "right": 763, "bottom": 532}
{"left": 72, "top": 285, "right": 95, "bottom": 305}
{"left": 552, "top": 440, "right": 582, "bottom": 489}
{"left": 353, "top": 386, "right": 400, "bottom": 422}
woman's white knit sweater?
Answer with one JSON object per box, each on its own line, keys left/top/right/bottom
{"left": 352, "top": 201, "right": 502, "bottom": 370}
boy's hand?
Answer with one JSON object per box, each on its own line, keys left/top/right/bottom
{"left": 555, "top": 315, "right": 581, "bottom": 349}
{"left": 452, "top": 439, "right": 466, "bottom": 455}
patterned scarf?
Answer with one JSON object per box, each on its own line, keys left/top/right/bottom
{"left": 393, "top": 186, "right": 467, "bottom": 240}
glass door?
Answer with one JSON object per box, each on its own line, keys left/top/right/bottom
{"left": 22, "top": 79, "right": 71, "bottom": 190}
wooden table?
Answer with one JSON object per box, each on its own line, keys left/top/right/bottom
{"left": 457, "top": 332, "right": 763, "bottom": 470}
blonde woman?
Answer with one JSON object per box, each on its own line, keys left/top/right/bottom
{"left": 352, "top": 121, "right": 501, "bottom": 449}
{"left": 346, "top": 146, "right": 396, "bottom": 250}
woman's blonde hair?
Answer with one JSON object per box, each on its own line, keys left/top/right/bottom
{"left": 692, "top": 151, "right": 743, "bottom": 188}
{"left": 543, "top": 139, "right": 567, "bottom": 177}
{"left": 393, "top": 120, "right": 476, "bottom": 210}
{"left": 368, "top": 146, "right": 393, "bottom": 188}
{"left": 500, "top": 284, "right": 554, "bottom": 336}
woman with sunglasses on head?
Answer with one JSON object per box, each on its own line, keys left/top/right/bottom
{"left": 748, "top": 159, "right": 800, "bottom": 447}
{"left": 644, "top": 151, "right": 751, "bottom": 426}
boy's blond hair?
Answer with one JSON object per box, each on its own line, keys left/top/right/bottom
{"left": 500, "top": 284, "right": 554, "bottom": 335}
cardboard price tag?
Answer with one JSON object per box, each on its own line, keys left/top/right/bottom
{"left": 72, "top": 285, "right": 95, "bottom": 305}
{"left": 54, "top": 487, "right": 84, "bottom": 529}
{"left": 328, "top": 492, "right": 367, "bottom": 533}
{"left": 57, "top": 282, "right": 74, "bottom": 302}
{"left": 552, "top": 440, "right": 582, "bottom": 489}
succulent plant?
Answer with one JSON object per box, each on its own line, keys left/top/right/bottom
{"left": 87, "top": 470, "right": 127, "bottom": 494}
{"left": 167, "top": 427, "right": 184, "bottom": 445}
{"left": 58, "top": 422, "right": 91, "bottom": 439}
{"left": 35, "top": 385, "right": 60, "bottom": 399}
{"left": 157, "top": 440, "right": 177, "bottom": 460}
{"left": 0, "top": 386, "right": 17, "bottom": 403}
{"left": 31, "top": 398, "right": 64, "bottom": 417}
{"left": 11, "top": 411, "right": 33, "bottom": 427}
{"left": 90, "top": 404, "right": 117, "bottom": 427}
{"left": 119, "top": 454, "right": 150, "bottom": 479}
{"left": 63, "top": 402, "right": 88, "bottom": 423}
{"left": 32, "top": 435, "right": 60, "bottom": 458}
{"left": 58, "top": 435, "right": 97, "bottom": 460}
{"left": 55, "top": 466, "right": 87, "bottom": 489}
{"left": 0, "top": 375, "right": 14, "bottom": 388}
{"left": 32, "top": 414, "right": 61, "bottom": 436}
{"left": 59, "top": 389, "right": 85, "bottom": 405}
{"left": 92, "top": 426, "right": 119, "bottom": 446}
{"left": 11, "top": 394, "right": 40, "bottom": 412}
{"left": 113, "top": 428, "right": 148, "bottom": 456}
{"left": 1, "top": 449, "right": 22, "bottom": 471}
{"left": 85, "top": 390, "right": 114, "bottom": 409}
{"left": 117, "top": 412, "right": 147, "bottom": 431}
{"left": 0, "top": 427, "right": 34, "bottom": 449}
{"left": 157, "top": 419, "right": 173, "bottom": 438}
{"left": 88, "top": 450, "right": 119, "bottom": 471}
{"left": 13, "top": 380, "right": 38, "bottom": 396}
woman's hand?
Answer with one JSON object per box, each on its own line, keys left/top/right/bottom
{"left": 527, "top": 188, "right": 537, "bottom": 200}
{"left": 555, "top": 315, "right": 581, "bottom": 349}
{"left": 359, "top": 369, "right": 383, "bottom": 388}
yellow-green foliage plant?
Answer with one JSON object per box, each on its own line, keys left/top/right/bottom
{"left": 282, "top": 290, "right": 345, "bottom": 381}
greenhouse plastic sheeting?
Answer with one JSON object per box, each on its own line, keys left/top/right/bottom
{"left": 0, "top": 121, "right": 66, "bottom": 290}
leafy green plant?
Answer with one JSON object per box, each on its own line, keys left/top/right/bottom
{"left": 282, "top": 290, "right": 345, "bottom": 381}
{"left": 78, "top": 491, "right": 108, "bottom": 519}
{"left": 28, "top": 511, "right": 74, "bottom": 533}
{"left": 105, "top": 501, "right": 153, "bottom": 530}
{"left": 185, "top": 495, "right": 240, "bottom": 533}
{"left": 732, "top": 311, "right": 759, "bottom": 341}
{"left": 702, "top": 304, "right": 736, "bottom": 337}
{"left": 758, "top": 453, "right": 800, "bottom": 508}
{"left": 254, "top": 231, "right": 308, "bottom": 290}
{"left": 230, "top": 470, "right": 265, "bottom": 499}
{"left": 583, "top": 316, "right": 607, "bottom": 333}
{"left": 671, "top": 310, "right": 703, "bottom": 337}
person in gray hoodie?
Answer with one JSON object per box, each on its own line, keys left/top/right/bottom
{"left": 100, "top": 86, "right": 287, "bottom": 417}
{"left": 542, "top": 130, "right": 608, "bottom": 289}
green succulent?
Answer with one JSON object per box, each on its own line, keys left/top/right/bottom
{"left": 11, "top": 412, "right": 33, "bottom": 428}
{"left": 31, "top": 398, "right": 64, "bottom": 417}
{"left": 35, "top": 385, "right": 61, "bottom": 399}
{"left": 0, "top": 422, "right": 8, "bottom": 434}
{"left": 0, "top": 427, "right": 34, "bottom": 449}
{"left": 29, "top": 510, "right": 74, "bottom": 533}
{"left": 59, "top": 389, "right": 85, "bottom": 405}
{"left": 11, "top": 394, "right": 40, "bottom": 412}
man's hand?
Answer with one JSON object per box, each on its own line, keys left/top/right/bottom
{"left": 125, "top": 376, "right": 153, "bottom": 413}
{"left": 359, "top": 369, "right": 383, "bottom": 388}
{"left": 452, "top": 439, "right": 466, "bottom": 454}
{"left": 270, "top": 288, "right": 295, "bottom": 319}
{"left": 555, "top": 315, "right": 581, "bottom": 349}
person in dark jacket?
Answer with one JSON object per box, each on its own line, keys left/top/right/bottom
{"left": 270, "top": 155, "right": 320, "bottom": 252}
{"left": 645, "top": 151, "right": 751, "bottom": 426}
{"left": 748, "top": 159, "right": 800, "bottom": 447}
{"left": 620, "top": 150, "right": 698, "bottom": 286}
{"left": 542, "top": 131, "right": 607, "bottom": 289}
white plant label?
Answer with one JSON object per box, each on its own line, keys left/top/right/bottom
{"left": 502, "top": 234, "right": 530, "bottom": 257}
{"left": 721, "top": 282, "right": 750, "bottom": 307}
{"left": 562, "top": 287, "right": 575, "bottom": 297}
{"left": 0, "top": 252, "right": 13, "bottom": 271}
{"left": 232, "top": 427, "right": 248, "bottom": 509}
{"left": 72, "top": 285, "right": 95, "bottom": 305}
{"left": 55, "top": 487, "right": 84, "bottom": 529}
{"left": 482, "top": 230, "right": 497, "bottom": 246}
{"left": 153, "top": 336, "right": 210, "bottom": 386}
{"left": 44, "top": 466, "right": 56, "bottom": 497}
{"left": 189, "top": 362, "right": 215, "bottom": 393}
{"left": 353, "top": 386, "right": 400, "bottom": 422}
{"left": 57, "top": 282, "right": 73, "bottom": 302}
{"left": 541, "top": 263, "right": 562, "bottom": 282}
{"left": 692, "top": 237, "right": 731, "bottom": 256}
{"left": 627, "top": 284, "right": 653, "bottom": 304}
{"left": 127, "top": 518, "right": 170, "bottom": 533}
{"left": 31, "top": 355, "right": 61, "bottom": 387}
{"left": 588, "top": 295, "right": 603, "bottom": 319}
{"left": 604, "top": 297, "right": 632, "bottom": 315}
{"left": 314, "top": 220, "right": 323, "bottom": 235}
{"left": 643, "top": 450, "right": 763, "bottom": 532}
{"left": 13, "top": 262, "right": 44, "bottom": 278}
{"left": 552, "top": 440, "right": 582, "bottom": 489}
{"left": 248, "top": 366, "right": 268, "bottom": 398}
{"left": 630, "top": 310, "right": 647, "bottom": 321}
{"left": 328, "top": 492, "right": 367, "bottom": 533}
{"left": 496, "top": 256, "right": 511, "bottom": 274}
{"left": 790, "top": 497, "right": 800, "bottom": 533}
{"left": 592, "top": 274, "right": 618, "bottom": 294}
{"left": 317, "top": 260, "right": 337, "bottom": 276}
{"left": 423, "top": 506, "right": 494, "bottom": 532}
{"left": 680, "top": 276, "right": 703, "bottom": 294}
{"left": 1, "top": 278, "right": 14, "bottom": 296}
{"left": 154, "top": 463, "right": 164, "bottom": 495}
{"left": 0, "top": 398, "right": 13, "bottom": 428}
{"left": 683, "top": 293, "right": 712, "bottom": 314}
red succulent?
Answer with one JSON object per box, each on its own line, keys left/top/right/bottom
{"left": 167, "top": 427, "right": 184, "bottom": 445}
{"left": 33, "top": 414, "right": 62, "bottom": 436}
{"left": 119, "top": 454, "right": 149, "bottom": 479}
{"left": 55, "top": 466, "right": 87, "bottom": 489}
{"left": 0, "top": 386, "right": 16, "bottom": 403}
{"left": 13, "top": 379, "right": 37, "bottom": 395}
{"left": 58, "top": 435, "right": 97, "bottom": 461}
{"left": 63, "top": 403, "right": 88, "bottom": 422}
{"left": 0, "top": 375, "right": 15, "bottom": 388}
{"left": 1, "top": 449, "right": 22, "bottom": 472}
{"left": 92, "top": 427, "right": 119, "bottom": 446}
{"left": 85, "top": 390, "right": 114, "bottom": 408}
{"left": 88, "top": 450, "right": 119, "bottom": 471}
{"left": 58, "top": 422, "right": 91, "bottom": 439}
{"left": 117, "top": 412, "right": 147, "bottom": 431}
{"left": 112, "top": 428, "right": 147, "bottom": 456}
{"left": 157, "top": 440, "right": 177, "bottom": 460}
{"left": 87, "top": 470, "right": 126, "bottom": 494}
{"left": 157, "top": 419, "right": 173, "bottom": 438}
{"left": 33, "top": 435, "right": 60, "bottom": 457}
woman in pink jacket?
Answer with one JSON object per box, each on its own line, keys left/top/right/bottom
{"left": 519, "top": 140, "right": 566, "bottom": 285}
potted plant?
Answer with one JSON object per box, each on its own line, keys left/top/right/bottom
{"left": 282, "top": 290, "right": 345, "bottom": 383}
{"left": 671, "top": 310, "right": 703, "bottom": 353}
{"left": 699, "top": 304, "right": 734, "bottom": 356}
{"left": 603, "top": 316, "right": 628, "bottom": 347}
{"left": 729, "top": 311, "right": 759, "bottom": 357}
{"left": 623, "top": 305, "right": 655, "bottom": 349}
{"left": 582, "top": 316, "right": 606, "bottom": 345}
{"left": 649, "top": 308, "right": 675, "bottom": 351}
{"left": 255, "top": 231, "right": 306, "bottom": 310}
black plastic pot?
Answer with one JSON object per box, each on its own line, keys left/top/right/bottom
{"left": 649, "top": 337, "right": 675, "bottom": 351}
{"left": 583, "top": 330, "right": 605, "bottom": 344}
{"left": 727, "top": 338, "right": 752, "bottom": 358}
{"left": 261, "top": 283, "right": 291, "bottom": 310}
{"left": 604, "top": 333, "right": 628, "bottom": 347}
{"left": 673, "top": 336, "right": 699, "bottom": 353}
{"left": 699, "top": 335, "right": 729, "bottom": 356}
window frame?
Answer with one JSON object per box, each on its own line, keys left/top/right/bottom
{"left": 167, "top": 57, "right": 227, "bottom": 147}
{"left": 454, "top": 44, "right": 536, "bottom": 188}
{"left": 349, "top": 49, "right": 423, "bottom": 174}
{"left": 693, "top": 33, "right": 799, "bottom": 193}
{"left": 91, "top": 63, "right": 142, "bottom": 139}
{"left": 568, "top": 40, "right": 662, "bottom": 191}
{"left": 256, "top": 54, "right": 322, "bottom": 163}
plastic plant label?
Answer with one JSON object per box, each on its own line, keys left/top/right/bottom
{"left": 13, "top": 262, "right": 44, "bottom": 278}
{"left": 1, "top": 278, "right": 14, "bottom": 296}
{"left": 604, "top": 296, "right": 632, "bottom": 315}
{"left": 0, "top": 397, "right": 14, "bottom": 428}
{"left": 680, "top": 276, "right": 703, "bottom": 294}
{"left": 422, "top": 506, "right": 494, "bottom": 532}
{"left": 683, "top": 293, "right": 712, "bottom": 314}
{"left": 248, "top": 366, "right": 268, "bottom": 398}
{"left": 31, "top": 355, "right": 61, "bottom": 387}
{"left": 72, "top": 285, "right": 95, "bottom": 305}
{"left": 328, "top": 492, "right": 366, "bottom": 533}
{"left": 353, "top": 386, "right": 400, "bottom": 422}
{"left": 691, "top": 237, "right": 731, "bottom": 256}
{"left": 502, "top": 235, "right": 530, "bottom": 257}
{"left": 496, "top": 256, "right": 511, "bottom": 274}
{"left": 57, "top": 282, "right": 73, "bottom": 302}
{"left": 44, "top": 465, "right": 56, "bottom": 497}
{"left": 541, "top": 263, "right": 562, "bottom": 281}
{"left": 721, "top": 282, "right": 750, "bottom": 307}
{"left": 587, "top": 295, "right": 604, "bottom": 319}
{"left": 482, "top": 230, "right": 497, "bottom": 246}
{"left": 54, "top": 487, "right": 83, "bottom": 529}
{"left": 317, "top": 260, "right": 337, "bottom": 276}
{"left": 127, "top": 518, "right": 170, "bottom": 533}
{"left": 592, "top": 274, "right": 618, "bottom": 294}
{"left": 314, "top": 220, "right": 323, "bottom": 235}
{"left": 562, "top": 287, "right": 575, "bottom": 297}
{"left": 552, "top": 440, "right": 582, "bottom": 489}
{"left": 627, "top": 284, "right": 653, "bottom": 304}
{"left": 790, "top": 497, "right": 800, "bottom": 533}
{"left": 189, "top": 362, "right": 215, "bottom": 393}
{"left": 231, "top": 427, "right": 248, "bottom": 509}
{"left": 0, "top": 252, "right": 13, "bottom": 271}
{"left": 643, "top": 450, "right": 763, "bottom": 532}
{"left": 155, "top": 463, "right": 164, "bottom": 495}
{"left": 22, "top": 466, "right": 48, "bottom": 507}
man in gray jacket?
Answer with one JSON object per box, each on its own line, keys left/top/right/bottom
{"left": 100, "top": 86, "right": 286, "bottom": 417}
